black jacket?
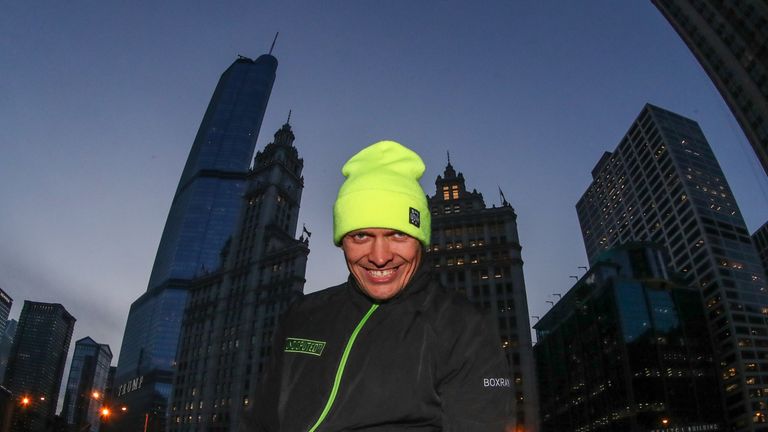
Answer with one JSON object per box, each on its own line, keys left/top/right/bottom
{"left": 244, "top": 266, "right": 512, "bottom": 431}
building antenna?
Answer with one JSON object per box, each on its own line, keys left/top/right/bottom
{"left": 286, "top": 109, "right": 292, "bottom": 125}
{"left": 269, "top": 32, "right": 279, "bottom": 55}
{"left": 498, "top": 185, "right": 509, "bottom": 206}
{"left": 447, "top": 150, "right": 451, "bottom": 165}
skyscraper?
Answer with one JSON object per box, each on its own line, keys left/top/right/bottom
{"left": 169, "top": 121, "right": 308, "bottom": 431}
{"left": 752, "top": 221, "right": 768, "bottom": 275}
{"left": 535, "top": 244, "right": 724, "bottom": 432}
{"left": 0, "top": 319, "right": 17, "bottom": 384}
{"left": 62, "top": 337, "right": 113, "bottom": 432}
{"left": 3, "top": 301, "right": 76, "bottom": 432}
{"left": 113, "top": 52, "right": 278, "bottom": 432}
{"left": 577, "top": 104, "right": 768, "bottom": 431}
{"left": 0, "top": 288, "right": 11, "bottom": 336}
{"left": 652, "top": 0, "right": 768, "bottom": 175}
{"left": 425, "top": 160, "right": 539, "bottom": 432}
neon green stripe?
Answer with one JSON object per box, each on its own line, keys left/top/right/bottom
{"left": 308, "top": 304, "right": 379, "bottom": 432}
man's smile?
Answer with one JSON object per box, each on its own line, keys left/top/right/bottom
{"left": 366, "top": 267, "right": 398, "bottom": 280}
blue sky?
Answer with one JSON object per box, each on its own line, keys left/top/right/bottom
{"left": 1, "top": 1, "right": 766, "bottom": 366}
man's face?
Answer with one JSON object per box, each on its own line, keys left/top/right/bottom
{"left": 341, "top": 228, "right": 422, "bottom": 301}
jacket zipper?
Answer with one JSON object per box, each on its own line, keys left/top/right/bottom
{"left": 307, "top": 303, "right": 379, "bottom": 432}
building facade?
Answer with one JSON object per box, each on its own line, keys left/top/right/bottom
{"left": 652, "top": 0, "right": 768, "bottom": 175}
{"left": 535, "top": 244, "right": 724, "bottom": 432}
{"left": 0, "top": 289, "right": 11, "bottom": 337}
{"left": 3, "top": 301, "right": 76, "bottom": 432}
{"left": 168, "top": 122, "right": 308, "bottom": 431}
{"left": 425, "top": 160, "right": 539, "bottom": 431}
{"left": 0, "top": 385, "right": 12, "bottom": 432}
{"left": 62, "top": 337, "right": 113, "bottom": 432}
{"left": 752, "top": 221, "right": 768, "bottom": 276}
{"left": 0, "top": 320, "right": 17, "bottom": 384}
{"left": 113, "top": 53, "right": 278, "bottom": 432}
{"left": 577, "top": 104, "right": 768, "bottom": 431}
{"left": 0, "top": 288, "right": 12, "bottom": 385}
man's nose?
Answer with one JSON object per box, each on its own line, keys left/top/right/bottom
{"left": 368, "top": 237, "right": 394, "bottom": 266}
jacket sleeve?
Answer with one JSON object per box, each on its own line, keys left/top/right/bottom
{"left": 436, "top": 305, "right": 514, "bottom": 432}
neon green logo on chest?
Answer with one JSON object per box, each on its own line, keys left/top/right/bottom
{"left": 284, "top": 337, "right": 326, "bottom": 356}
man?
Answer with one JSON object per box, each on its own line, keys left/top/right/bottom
{"left": 245, "top": 141, "right": 512, "bottom": 431}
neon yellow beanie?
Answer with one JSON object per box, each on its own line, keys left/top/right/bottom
{"left": 333, "top": 140, "right": 431, "bottom": 247}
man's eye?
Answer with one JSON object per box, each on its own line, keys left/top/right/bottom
{"left": 351, "top": 233, "right": 369, "bottom": 240}
{"left": 392, "top": 232, "right": 408, "bottom": 240}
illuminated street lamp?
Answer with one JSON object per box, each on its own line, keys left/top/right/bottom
{"left": 92, "top": 391, "right": 101, "bottom": 399}
{"left": 20, "top": 396, "right": 30, "bottom": 407}
{"left": 661, "top": 418, "right": 670, "bottom": 427}
{"left": 101, "top": 407, "right": 111, "bottom": 418}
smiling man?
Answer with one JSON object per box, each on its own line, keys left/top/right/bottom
{"left": 244, "top": 141, "right": 512, "bottom": 431}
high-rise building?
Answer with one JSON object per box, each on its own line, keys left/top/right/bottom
{"left": 752, "top": 221, "right": 768, "bottom": 275}
{"left": 577, "top": 104, "right": 768, "bottom": 431}
{"left": 3, "top": 301, "right": 76, "bottom": 432}
{"left": 535, "top": 243, "right": 724, "bottom": 432}
{"left": 113, "top": 52, "right": 278, "bottom": 432}
{"left": 652, "top": 0, "right": 768, "bottom": 175}
{"left": 1, "top": 385, "right": 12, "bottom": 432}
{"left": 0, "top": 288, "right": 12, "bottom": 384}
{"left": 62, "top": 337, "right": 113, "bottom": 432}
{"left": 103, "top": 366, "right": 116, "bottom": 405}
{"left": 169, "top": 121, "right": 308, "bottom": 431}
{"left": 425, "top": 160, "right": 539, "bottom": 432}
{"left": 0, "top": 289, "right": 11, "bottom": 336}
{"left": 0, "top": 320, "right": 17, "bottom": 384}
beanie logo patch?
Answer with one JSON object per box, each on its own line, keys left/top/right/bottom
{"left": 409, "top": 207, "right": 420, "bottom": 228}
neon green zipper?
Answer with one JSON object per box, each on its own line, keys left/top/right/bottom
{"left": 308, "top": 303, "right": 379, "bottom": 432}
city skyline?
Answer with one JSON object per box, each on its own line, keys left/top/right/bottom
{"left": 576, "top": 104, "right": 768, "bottom": 430}
{"left": 2, "top": 0, "right": 767, "bottom": 384}
{"left": 110, "top": 52, "right": 278, "bottom": 431}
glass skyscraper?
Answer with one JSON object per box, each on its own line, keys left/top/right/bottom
{"left": 3, "top": 301, "right": 76, "bottom": 432}
{"left": 535, "top": 244, "right": 723, "bottom": 432}
{"left": 113, "top": 53, "right": 278, "bottom": 432}
{"left": 0, "top": 319, "right": 17, "bottom": 384}
{"left": 577, "top": 104, "right": 768, "bottom": 431}
{"left": 169, "top": 122, "right": 308, "bottom": 431}
{"left": 149, "top": 53, "right": 278, "bottom": 288}
{"left": 62, "top": 337, "right": 113, "bottom": 432}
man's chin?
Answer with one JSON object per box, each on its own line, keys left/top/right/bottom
{"left": 361, "top": 284, "right": 402, "bottom": 301}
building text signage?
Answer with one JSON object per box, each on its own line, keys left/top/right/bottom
{"left": 650, "top": 424, "right": 719, "bottom": 432}
{"left": 117, "top": 375, "right": 144, "bottom": 396}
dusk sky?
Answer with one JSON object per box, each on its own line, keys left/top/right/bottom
{"left": 2, "top": 0, "right": 767, "bottom": 375}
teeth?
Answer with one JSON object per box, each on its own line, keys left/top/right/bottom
{"left": 369, "top": 269, "right": 395, "bottom": 277}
